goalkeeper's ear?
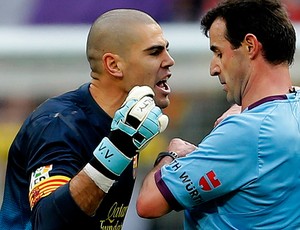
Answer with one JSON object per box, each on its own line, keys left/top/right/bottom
{"left": 103, "top": 52, "right": 123, "bottom": 78}
{"left": 123, "top": 86, "right": 155, "bottom": 105}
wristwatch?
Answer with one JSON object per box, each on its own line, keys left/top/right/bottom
{"left": 153, "top": 151, "right": 178, "bottom": 167}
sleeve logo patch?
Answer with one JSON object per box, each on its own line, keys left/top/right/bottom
{"left": 199, "top": 170, "right": 221, "bottom": 191}
{"left": 29, "top": 165, "right": 53, "bottom": 191}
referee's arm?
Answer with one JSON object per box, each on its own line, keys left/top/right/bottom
{"left": 137, "top": 138, "right": 196, "bottom": 217}
{"left": 136, "top": 156, "right": 173, "bottom": 218}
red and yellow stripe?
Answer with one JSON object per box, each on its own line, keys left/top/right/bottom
{"left": 29, "top": 175, "right": 70, "bottom": 209}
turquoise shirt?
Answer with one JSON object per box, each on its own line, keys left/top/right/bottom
{"left": 156, "top": 91, "right": 300, "bottom": 229}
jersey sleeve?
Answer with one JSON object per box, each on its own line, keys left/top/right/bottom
{"left": 155, "top": 114, "right": 260, "bottom": 210}
{"left": 31, "top": 183, "right": 95, "bottom": 229}
{"left": 24, "top": 110, "right": 98, "bottom": 226}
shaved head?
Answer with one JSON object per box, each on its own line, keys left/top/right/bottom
{"left": 86, "top": 9, "right": 159, "bottom": 73}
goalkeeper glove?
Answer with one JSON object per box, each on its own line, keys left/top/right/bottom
{"left": 84, "top": 86, "right": 168, "bottom": 192}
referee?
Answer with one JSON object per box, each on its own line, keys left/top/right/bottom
{"left": 137, "top": 0, "right": 300, "bottom": 229}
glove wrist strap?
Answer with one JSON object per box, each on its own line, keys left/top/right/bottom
{"left": 93, "top": 137, "right": 132, "bottom": 176}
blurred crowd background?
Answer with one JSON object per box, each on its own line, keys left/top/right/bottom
{"left": 0, "top": 0, "right": 300, "bottom": 25}
{"left": 0, "top": 0, "right": 300, "bottom": 229}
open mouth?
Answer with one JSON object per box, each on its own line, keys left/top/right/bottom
{"left": 156, "top": 79, "right": 169, "bottom": 90}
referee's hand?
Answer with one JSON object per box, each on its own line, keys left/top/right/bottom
{"left": 168, "top": 138, "right": 197, "bottom": 158}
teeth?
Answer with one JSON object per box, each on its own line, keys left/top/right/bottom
{"left": 163, "top": 81, "right": 169, "bottom": 90}
{"left": 156, "top": 79, "right": 169, "bottom": 90}
{"left": 156, "top": 80, "right": 163, "bottom": 86}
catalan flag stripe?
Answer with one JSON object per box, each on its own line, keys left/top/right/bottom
{"left": 29, "top": 175, "right": 70, "bottom": 209}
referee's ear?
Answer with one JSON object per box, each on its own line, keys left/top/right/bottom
{"left": 244, "top": 33, "right": 260, "bottom": 60}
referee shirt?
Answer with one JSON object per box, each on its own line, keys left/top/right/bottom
{"left": 156, "top": 91, "right": 300, "bottom": 229}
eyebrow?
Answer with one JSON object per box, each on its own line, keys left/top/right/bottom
{"left": 143, "top": 41, "right": 170, "bottom": 52}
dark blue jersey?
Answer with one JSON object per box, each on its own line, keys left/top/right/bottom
{"left": 0, "top": 83, "right": 138, "bottom": 229}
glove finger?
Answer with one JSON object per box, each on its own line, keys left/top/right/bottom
{"left": 128, "top": 96, "right": 155, "bottom": 121}
{"left": 147, "top": 106, "right": 169, "bottom": 133}
{"left": 158, "top": 114, "right": 169, "bottom": 132}
{"left": 123, "top": 86, "right": 155, "bottom": 105}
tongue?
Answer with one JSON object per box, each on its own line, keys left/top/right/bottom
{"left": 156, "top": 81, "right": 170, "bottom": 94}
{"left": 157, "top": 81, "right": 169, "bottom": 90}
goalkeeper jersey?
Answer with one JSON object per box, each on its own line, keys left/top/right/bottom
{"left": 0, "top": 83, "right": 138, "bottom": 229}
{"left": 156, "top": 91, "right": 300, "bottom": 229}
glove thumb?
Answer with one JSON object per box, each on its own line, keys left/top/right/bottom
{"left": 158, "top": 114, "right": 169, "bottom": 133}
{"left": 123, "top": 86, "right": 154, "bottom": 106}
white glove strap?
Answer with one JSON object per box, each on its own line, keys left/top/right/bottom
{"left": 83, "top": 163, "right": 115, "bottom": 193}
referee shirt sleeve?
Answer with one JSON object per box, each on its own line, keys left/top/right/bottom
{"left": 155, "top": 115, "right": 259, "bottom": 210}
{"left": 155, "top": 169, "right": 183, "bottom": 211}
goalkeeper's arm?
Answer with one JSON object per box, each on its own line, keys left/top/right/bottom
{"left": 75, "top": 86, "right": 168, "bottom": 214}
{"left": 70, "top": 86, "right": 168, "bottom": 215}
{"left": 31, "top": 86, "right": 168, "bottom": 229}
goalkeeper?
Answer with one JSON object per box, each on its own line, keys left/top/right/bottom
{"left": 0, "top": 9, "right": 173, "bottom": 229}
